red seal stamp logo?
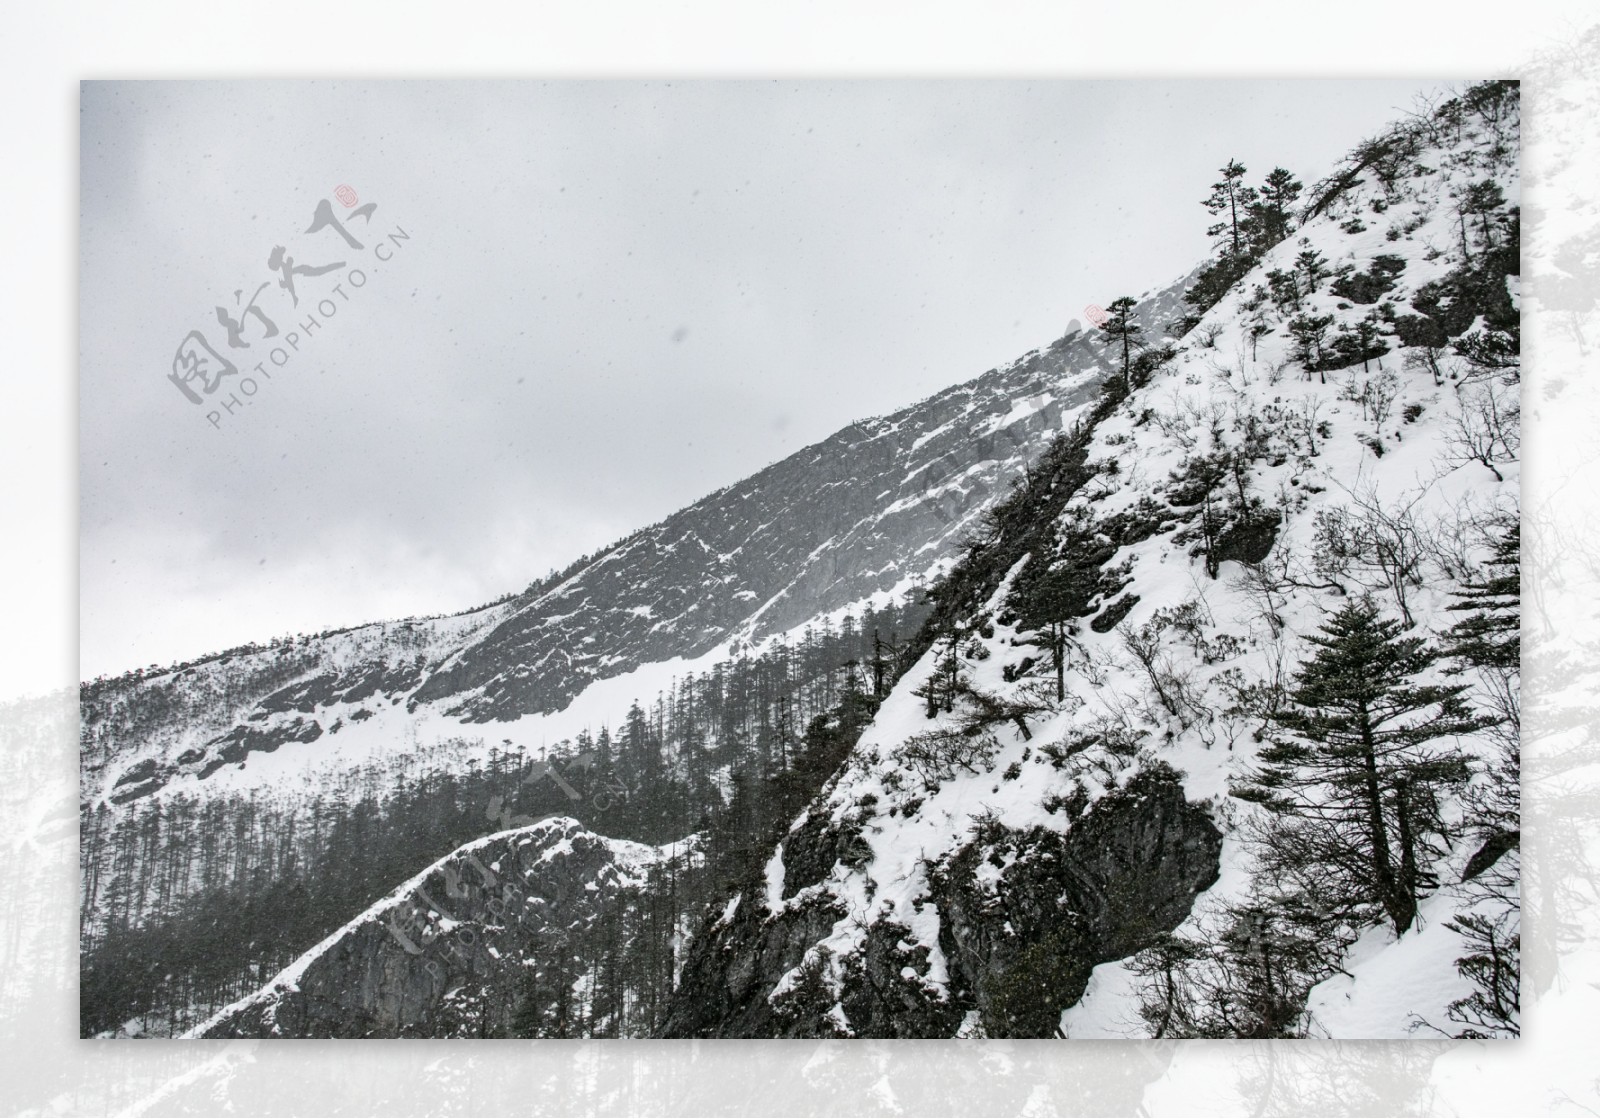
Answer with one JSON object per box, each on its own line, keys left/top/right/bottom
{"left": 1084, "top": 303, "right": 1109, "bottom": 329}
{"left": 335, "top": 184, "right": 359, "bottom": 208}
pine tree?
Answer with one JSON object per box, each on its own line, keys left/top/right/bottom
{"left": 1203, "top": 159, "right": 1256, "bottom": 259}
{"left": 1295, "top": 247, "right": 1329, "bottom": 295}
{"left": 1287, "top": 313, "right": 1334, "bottom": 380}
{"left": 1236, "top": 600, "right": 1485, "bottom": 934}
{"left": 868, "top": 629, "right": 897, "bottom": 698}
{"left": 1455, "top": 179, "right": 1507, "bottom": 259}
{"left": 1018, "top": 567, "right": 1091, "bottom": 702}
{"left": 1444, "top": 523, "right": 1519, "bottom": 675}
{"left": 509, "top": 963, "right": 547, "bottom": 1037}
{"left": 1186, "top": 165, "right": 1300, "bottom": 318}
{"left": 912, "top": 629, "right": 964, "bottom": 717}
{"left": 1438, "top": 519, "right": 1521, "bottom": 866}
{"left": 1437, "top": 520, "right": 1520, "bottom": 1034}
{"left": 1100, "top": 296, "right": 1143, "bottom": 392}
{"left": 1246, "top": 167, "right": 1303, "bottom": 254}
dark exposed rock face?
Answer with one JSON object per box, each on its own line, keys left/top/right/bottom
{"left": 661, "top": 887, "right": 852, "bottom": 1039}
{"left": 257, "top": 662, "right": 427, "bottom": 716}
{"left": 660, "top": 764, "right": 1221, "bottom": 1039}
{"left": 108, "top": 758, "right": 164, "bottom": 805}
{"left": 659, "top": 877, "right": 963, "bottom": 1040}
{"left": 211, "top": 716, "right": 325, "bottom": 767}
{"left": 931, "top": 764, "right": 1223, "bottom": 1037}
{"left": 191, "top": 818, "right": 661, "bottom": 1038}
{"left": 838, "top": 920, "right": 965, "bottom": 1038}
{"left": 109, "top": 714, "right": 329, "bottom": 798}
{"left": 782, "top": 808, "right": 870, "bottom": 898}
{"left": 661, "top": 789, "right": 961, "bottom": 1040}
{"left": 84, "top": 274, "right": 1195, "bottom": 801}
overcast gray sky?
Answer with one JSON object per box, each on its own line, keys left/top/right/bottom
{"left": 80, "top": 78, "right": 1447, "bottom": 678}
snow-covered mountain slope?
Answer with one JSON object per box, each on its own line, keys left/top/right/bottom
{"left": 79, "top": 257, "right": 1194, "bottom": 1040}
{"left": 663, "top": 83, "right": 1521, "bottom": 1039}
{"left": 182, "top": 817, "right": 686, "bottom": 1039}
{"left": 80, "top": 275, "right": 1194, "bottom": 813}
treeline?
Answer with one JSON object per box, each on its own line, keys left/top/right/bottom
{"left": 80, "top": 595, "right": 929, "bottom": 1037}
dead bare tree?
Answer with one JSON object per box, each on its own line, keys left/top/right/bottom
{"left": 1233, "top": 547, "right": 1294, "bottom": 638}
{"left": 1403, "top": 345, "right": 1446, "bottom": 388}
{"left": 1338, "top": 369, "right": 1401, "bottom": 427}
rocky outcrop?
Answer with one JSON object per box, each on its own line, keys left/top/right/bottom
{"left": 190, "top": 818, "right": 665, "bottom": 1038}
{"left": 661, "top": 887, "right": 853, "bottom": 1039}
{"left": 660, "top": 764, "right": 1221, "bottom": 1039}
{"left": 931, "top": 764, "right": 1223, "bottom": 1037}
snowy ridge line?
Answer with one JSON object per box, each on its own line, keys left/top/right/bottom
{"left": 178, "top": 816, "right": 631, "bottom": 1039}
{"left": 97, "top": 576, "right": 930, "bottom": 816}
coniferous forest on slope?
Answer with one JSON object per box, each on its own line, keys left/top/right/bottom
{"left": 81, "top": 597, "right": 929, "bottom": 1036}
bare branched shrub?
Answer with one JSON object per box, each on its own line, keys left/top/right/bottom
{"left": 1421, "top": 492, "right": 1513, "bottom": 585}
{"left": 1402, "top": 345, "right": 1445, "bottom": 387}
{"left": 1233, "top": 549, "right": 1293, "bottom": 638}
{"left": 1118, "top": 618, "right": 1205, "bottom": 728}
{"left": 1183, "top": 397, "right": 1234, "bottom": 446}
{"left": 1292, "top": 395, "right": 1328, "bottom": 457}
{"left": 1313, "top": 489, "right": 1430, "bottom": 625}
{"left": 1152, "top": 402, "right": 1200, "bottom": 450}
{"left": 1445, "top": 381, "right": 1519, "bottom": 482}
{"left": 1077, "top": 642, "right": 1115, "bottom": 688}
{"left": 1368, "top": 372, "right": 1400, "bottom": 428}
{"left": 1422, "top": 497, "right": 1479, "bottom": 584}
{"left": 1338, "top": 369, "right": 1401, "bottom": 427}
{"left": 1077, "top": 702, "right": 1147, "bottom": 770}
{"left": 896, "top": 727, "right": 1000, "bottom": 788}
{"left": 1214, "top": 622, "right": 1297, "bottom": 743}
